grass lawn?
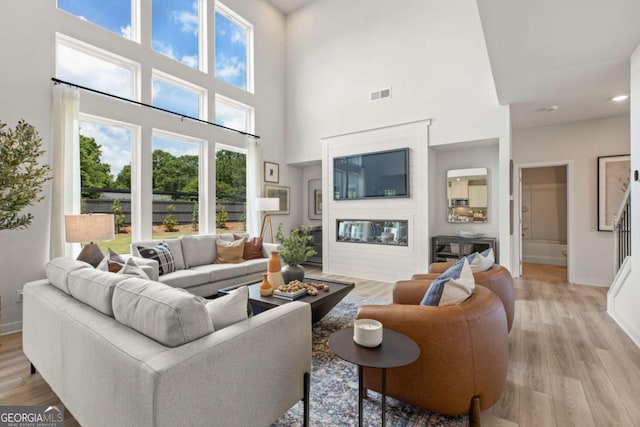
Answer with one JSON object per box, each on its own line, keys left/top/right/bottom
{"left": 97, "top": 223, "right": 246, "bottom": 255}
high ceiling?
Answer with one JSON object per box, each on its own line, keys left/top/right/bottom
{"left": 270, "top": 0, "right": 640, "bottom": 129}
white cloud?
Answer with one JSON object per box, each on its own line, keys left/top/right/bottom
{"left": 216, "top": 55, "right": 245, "bottom": 79}
{"left": 181, "top": 55, "right": 198, "bottom": 68}
{"left": 215, "top": 102, "right": 247, "bottom": 132}
{"left": 152, "top": 40, "right": 176, "bottom": 60}
{"left": 171, "top": 3, "right": 198, "bottom": 35}
{"left": 230, "top": 28, "right": 246, "bottom": 45}
{"left": 120, "top": 25, "right": 131, "bottom": 39}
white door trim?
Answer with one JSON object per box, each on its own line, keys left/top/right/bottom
{"left": 513, "top": 160, "right": 574, "bottom": 282}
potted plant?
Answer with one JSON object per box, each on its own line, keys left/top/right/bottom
{"left": 275, "top": 224, "right": 317, "bottom": 283}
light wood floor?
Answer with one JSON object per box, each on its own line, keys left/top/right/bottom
{"left": 2, "top": 267, "right": 639, "bottom": 426}
{"left": 521, "top": 262, "right": 567, "bottom": 282}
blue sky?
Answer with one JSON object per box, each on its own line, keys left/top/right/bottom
{"left": 58, "top": 0, "right": 131, "bottom": 38}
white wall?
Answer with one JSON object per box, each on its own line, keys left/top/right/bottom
{"left": 513, "top": 115, "right": 630, "bottom": 286}
{"left": 285, "top": 0, "right": 507, "bottom": 164}
{"left": 608, "top": 43, "right": 640, "bottom": 346}
{"left": 0, "top": 0, "right": 288, "bottom": 333}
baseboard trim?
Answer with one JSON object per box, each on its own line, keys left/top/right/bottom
{"left": 1, "top": 321, "right": 22, "bottom": 336}
{"left": 608, "top": 309, "right": 640, "bottom": 348}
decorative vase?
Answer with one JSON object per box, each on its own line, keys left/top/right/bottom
{"left": 267, "top": 251, "right": 283, "bottom": 288}
{"left": 259, "top": 272, "right": 273, "bottom": 296}
{"left": 282, "top": 264, "right": 305, "bottom": 284}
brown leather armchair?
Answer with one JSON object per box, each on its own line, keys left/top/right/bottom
{"left": 412, "top": 262, "right": 515, "bottom": 332}
{"left": 356, "top": 284, "right": 508, "bottom": 425}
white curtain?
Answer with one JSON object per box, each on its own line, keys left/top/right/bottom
{"left": 50, "top": 84, "right": 80, "bottom": 259}
{"left": 245, "top": 136, "right": 261, "bottom": 236}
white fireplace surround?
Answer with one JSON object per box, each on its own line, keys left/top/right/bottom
{"left": 321, "top": 120, "right": 431, "bottom": 282}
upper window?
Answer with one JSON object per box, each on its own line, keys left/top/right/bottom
{"left": 152, "top": 0, "right": 202, "bottom": 70}
{"left": 57, "top": 0, "right": 136, "bottom": 41}
{"left": 215, "top": 95, "right": 254, "bottom": 133}
{"left": 56, "top": 35, "right": 139, "bottom": 100}
{"left": 215, "top": 2, "right": 253, "bottom": 92}
{"left": 152, "top": 71, "right": 206, "bottom": 119}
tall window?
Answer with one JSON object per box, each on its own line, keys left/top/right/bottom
{"left": 56, "top": 35, "right": 138, "bottom": 99}
{"left": 216, "top": 145, "right": 247, "bottom": 233}
{"left": 215, "top": 95, "right": 254, "bottom": 133}
{"left": 152, "top": 71, "right": 206, "bottom": 119}
{"left": 215, "top": 2, "right": 253, "bottom": 92}
{"left": 78, "top": 115, "right": 135, "bottom": 254}
{"left": 152, "top": 0, "right": 202, "bottom": 70}
{"left": 57, "top": 0, "right": 136, "bottom": 41}
{"left": 152, "top": 132, "right": 201, "bottom": 237}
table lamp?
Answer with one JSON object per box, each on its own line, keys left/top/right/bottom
{"left": 256, "top": 197, "right": 280, "bottom": 242}
{"left": 65, "top": 214, "right": 115, "bottom": 267}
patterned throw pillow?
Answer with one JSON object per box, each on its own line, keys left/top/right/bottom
{"left": 137, "top": 241, "right": 176, "bottom": 276}
{"left": 421, "top": 258, "right": 475, "bottom": 306}
{"left": 467, "top": 248, "right": 495, "bottom": 273}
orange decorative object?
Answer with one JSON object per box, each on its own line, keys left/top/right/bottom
{"left": 259, "top": 272, "right": 273, "bottom": 296}
{"left": 268, "top": 251, "right": 281, "bottom": 272}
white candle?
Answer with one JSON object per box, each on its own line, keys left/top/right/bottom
{"left": 353, "top": 319, "right": 383, "bottom": 347}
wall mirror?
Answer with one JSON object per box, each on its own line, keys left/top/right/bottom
{"left": 447, "top": 168, "right": 488, "bottom": 223}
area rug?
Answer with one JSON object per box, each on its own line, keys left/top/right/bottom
{"left": 273, "top": 297, "right": 468, "bottom": 427}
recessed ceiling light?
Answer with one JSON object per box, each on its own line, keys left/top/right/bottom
{"left": 611, "top": 95, "right": 629, "bottom": 102}
{"left": 536, "top": 105, "right": 558, "bottom": 112}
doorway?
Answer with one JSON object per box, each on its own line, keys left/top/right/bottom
{"left": 518, "top": 164, "right": 570, "bottom": 282}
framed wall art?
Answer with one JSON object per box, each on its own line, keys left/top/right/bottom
{"left": 264, "top": 161, "right": 279, "bottom": 183}
{"left": 264, "top": 184, "right": 290, "bottom": 215}
{"left": 597, "top": 154, "right": 630, "bottom": 231}
{"left": 308, "top": 179, "right": 322, "bottom": 220}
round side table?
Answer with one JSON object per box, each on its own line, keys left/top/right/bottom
{"left": 329, "top": 326, "right": 420, "bottom": 427}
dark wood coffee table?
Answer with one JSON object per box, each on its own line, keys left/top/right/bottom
{"left": 329, "top": 327, "right": 420, "bottom": 427}
{"left": 217, "top": 276, "right": 355, "bottom": 323}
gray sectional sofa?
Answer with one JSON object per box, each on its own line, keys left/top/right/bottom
{"left": 130, "top": 233, "right": 280, "bottom": 297}
{"left": 23, "top": 257, "right": 311, "bottom": 427}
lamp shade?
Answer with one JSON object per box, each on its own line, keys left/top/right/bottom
{"left": 255, "top": 197, "right": 280, "bottom": 212}
{"left": 65, "top": 214, "right": 115, "bottom": 243}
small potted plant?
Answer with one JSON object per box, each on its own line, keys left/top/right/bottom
{"left": 275, "top": 224, "right": 317, "bottom": 283}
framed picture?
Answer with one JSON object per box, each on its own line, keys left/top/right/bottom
{"left": 264, "top": 161, "right": 279, "bottom": 183}
{"left": 598, "top": 154, "right": 630, "bottom": 231}
{"left": 308, "top": 179, "right": 322, "bottom": 220}
{"left": 264, "top": 184, "right": 290, "bottom": 215}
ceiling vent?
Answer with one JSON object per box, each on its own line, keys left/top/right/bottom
{"left": 370, "top": 87, "right": 392, "bottom": 102}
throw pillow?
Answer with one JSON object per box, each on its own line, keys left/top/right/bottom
{"left": 205, "top": 286, "right": 250, "bottom": 330}
{"left": 97, "top": 248, "right": 126, "bottom": 273}
{"left": 214, "top": 238, "right": 245, "bottom": 264}
{"left": 234, "top": 234, "right": 264, "bottom": 260}
{"left": 421, "top": 258, "right": 475, "bottom": 306}
{"left": 467, "top": 248, "right": 495, "bottom": 273}
{"left": 118, "top": 257, "right": 150, "bottom": 279}
{"left": 137, "top": 241, "right": 176, "bottom": 276}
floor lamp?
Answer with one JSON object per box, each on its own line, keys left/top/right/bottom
{"left": 65, "top": 214, "right": 115, "bottom": 267}
{"left": 256, "top": 197, "right": 280, "bottom": 242}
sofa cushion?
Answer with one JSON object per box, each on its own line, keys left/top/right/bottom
{"left": 45, "top": 257, "right": 93, "bottom": 294}
{"left": 192, "top": 263, "right": 249, "bottom": 282}
{"left": 112, "top": 278, "right": 213, "bottom": 347}
{"left": 158, "top": 269, "right": 213, "bottom": 289}
{"left": 68, "top": 268, "right": 130, "bottom": 317}
{"left": 421, "top": 258, "right": 475, "bottom": 306}
{"left": 468, "top": 248, "right": 495, "bottom": 273}
{"left": 205, "top": 286, "right": 249, "bottom": 330}
{"left": 243, "top": 258, "right": 269, "bottom": 274}
{"left": 215, "top": 239, "right": 245, "bottom": 264}
{"left": 133, "top": 238, "right": 185, "bottom": 271}
{"left": 181, "top": 235, "right": 217, "bottom": 268}
{"left": 234, "top": 234, "right": 264, "bottom": 260}
{"left": 137, "top": 242, "right": 176, "bottom": 276}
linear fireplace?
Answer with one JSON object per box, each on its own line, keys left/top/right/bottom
{"left": 336, "top": 219, "right": 408, "bottom": 246}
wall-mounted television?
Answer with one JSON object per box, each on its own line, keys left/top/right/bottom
{"left": 333, "top": 148, "right": 410, "bottom": 200}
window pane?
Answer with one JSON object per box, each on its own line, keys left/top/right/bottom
{"left": 215, "top": 9, "right": 248, "bottom": 90}
{"left": 57, "top": 43, "right": 134, "bottom": 99}
{"left": 216, "top": 148, "right": 246, "bottom": 233}
{"left": 215, "top": 97, "right": 251, "bottom": 133}
{"left": 152, "top": 134, "right": 200, "bottom": 238}
{"left": 79, "top": 119, "right": 133, "bottom": 254}
{"left": 152, "top": 77, "right": 201, "bottom": 119}
{"left": 152, "top": 0, "right": 200, "bottom": 69}
{"left": 58, "top": 0, "right": 132, "bottom": 39}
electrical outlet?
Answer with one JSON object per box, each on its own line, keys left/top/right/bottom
{"left": 16, "top": 289, "right": 23, "bottom": 303}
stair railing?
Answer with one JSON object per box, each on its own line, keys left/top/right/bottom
{"left": 613, "top": 187, "right": 631, "bottom": 272}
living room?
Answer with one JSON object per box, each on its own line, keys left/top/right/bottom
{"left": 1, "top": 0, "right": 640, "bottom": 426}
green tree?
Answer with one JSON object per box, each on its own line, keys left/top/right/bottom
{"left": 0, "top": 120, "right": 51, "bottom": 230}
{"left": 162, "top": 204, "right": 179, "bottom": 232}
{"left": 80, "top": 135, "right": 113, "bottom": 199}
{"left": 113, "top": 164, "right": 131, "bottom": 190}
{"left": 111, "top": 199, "right": 126, "bottom": 233}
{"left": 191, "top": 201, "right": 199, "bottom": 231}
{"left": 216, "top": 204, "right": 228, "bottom": 229}
{"left": 152, "top": 150, "right": 198, "bottom": 199}
{"left": 216, "top": 150, "right": 245, "bottom": 201}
